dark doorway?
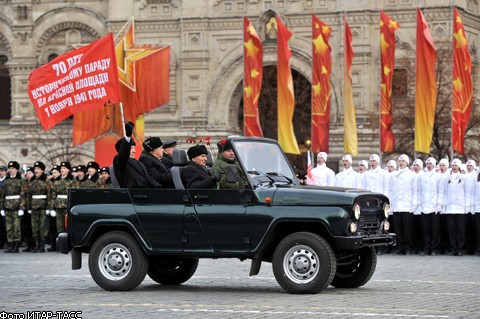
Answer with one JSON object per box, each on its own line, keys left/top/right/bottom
{"left": 0, "top": 55, "right": 11, "bottom": 120}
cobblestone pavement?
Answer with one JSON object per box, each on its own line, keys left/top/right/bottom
{"left": 0, "top": 249, "right": 479, "bottom": 319}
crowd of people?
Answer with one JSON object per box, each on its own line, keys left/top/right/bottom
{"left": 0, "top": 122, "right": 246, "bottom": 253}
{"left": 304, "top": 152, "right": 480, "bottom": 257}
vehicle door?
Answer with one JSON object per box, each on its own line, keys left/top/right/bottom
{"left": 130, "top": 188, "right": 185, "bottom": 252}
{"left": 185, "top": 189, "right": 248, "bottom": 254}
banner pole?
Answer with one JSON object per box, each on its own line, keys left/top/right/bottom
{"left": 119, "top": 102, "right": 126, "bottom": 137}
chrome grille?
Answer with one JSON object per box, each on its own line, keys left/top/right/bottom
{"left": 358, "top": 199, "right": 381, "bottom": 229}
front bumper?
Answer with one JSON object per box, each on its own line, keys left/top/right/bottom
{"left": 334, "top": 232, "right": 396, "bottom": 250}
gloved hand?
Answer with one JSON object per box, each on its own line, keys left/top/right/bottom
{"left": 125, "top": 121, "right": 135, "bottom": 138}
{"left": 0, "top": 210, "right": 4, "bottom": 217}
{"left": 18, "top": 210, "right": 24, "bottom": 216}
{"left": 46, "top": 210, "right": 51, "bottom": 216}
{"left": 28, "top": 210, "right": 32, "bottom": 214}
{"left": 50, "top": 210, "right": 57, "bottom": 217}
{"left": 212, "top": 172, "right": 222, "bottom": 182}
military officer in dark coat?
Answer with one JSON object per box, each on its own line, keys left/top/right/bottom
{"left": 113, "top": 122, "right": 161, "bottom": 188}
{"left": 182, "top": 145, "right": 220, "bottom": 189}
{"left": 139, "top": 137, "right": 174, "bottom": 188}
{"left": 161, "top": 140, "right": 177, "bottom": 170}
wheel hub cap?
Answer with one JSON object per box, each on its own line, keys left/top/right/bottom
{"left": 284, "top": 245, "right": 319, "bottom": 284}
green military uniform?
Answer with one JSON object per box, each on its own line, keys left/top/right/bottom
{"left": 49, "top": 171, "right": 75, "bottom": 233}
{"left": 25, "top": 161, "right": 50, "bottom": 253}
{"left": 211, "top": 139, "right": 247, "bottom": 190}
{"left": 0, "top": 161, "right": 25, "bottom": 253}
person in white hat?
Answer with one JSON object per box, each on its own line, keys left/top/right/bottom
{"left": 474, "top": 163, "right": 480, "bottom": 256}
{"left": 437, "top": 158, "right": 450, "bottom": 253}
{"left": 389, "top": 154, "right": 418, "bottom": 255}
{"left": 363, "top": 154, "right": 389, "bottom": 196}
{"left": 444, "top": 158, "right": 467, "bottom": 255}
{"left": 386, "top": 160, "right": 397, "bottom": 173}
{"left": 358, "top": 160, "right": 368, "bottom": 174}
{"left": 464, "top": 159, "right": 477, "bottom": 254}
{"left": 335, "top": 154, "right": 360, "bottom": 188}
{"left": 310, "top": 152, "right": 334, "bottom": 186}
{"left": 411, "top": 159, "right": 424, "bottom": 254}
{"left": 418, "top": 157, "right": 444, "bottom": 255}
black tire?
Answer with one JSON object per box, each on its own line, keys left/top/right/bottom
{"left": 330, "top": 247, "right": 377, "bottom": 288}
{"left": 148, "top": 256, "right": 199, "bottom": 285}
{"left": 272, "top": 232, "right": 336, "bottom": 294}
{"left": 88, "top": 231, "right": 148, "bottom": 291}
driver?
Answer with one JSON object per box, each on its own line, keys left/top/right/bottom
{"left": 211, "top": 139, "right": 247, "bottom": 189}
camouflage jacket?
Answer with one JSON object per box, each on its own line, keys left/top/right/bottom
{"left": 79, "top": 173, "right": 106, "bottom": 189}
{"left": 211, "top": 156, "right": 247, "bottom": 189}
{"left": 25, "top": 174, "right": 51, "bottom": 210}
{"left": 49, "top": 174, "right": 75, "bottom": 209}
{"left": 0, "top": 173, "right": 25, "bottom": 210}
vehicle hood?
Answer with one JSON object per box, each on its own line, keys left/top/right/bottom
{"left": 255, "top": 184, "right": 381, "bottom": 206}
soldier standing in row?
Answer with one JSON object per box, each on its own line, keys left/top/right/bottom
{"left": 22, "top": 166, "right": 36, "bottom": 252}
{"left": 75, "top": 165, "right": 88, "bottom": 187}
{"left": 0, "top": 165, "right": 7, "bottom": 249}
{"left": 26, "top": 161, "right": 50, "bottom": 253}
{"left": 100, "top": 166, "right": 112, "bottom": 188}
{"left": 1, "top": 161, "right": 25, "bottom": 253}
{"left": 46, "top": 165, "right": 61, "bottom": 251}
{"left": 84, "top": 162, "right": 105, "bottom": 188}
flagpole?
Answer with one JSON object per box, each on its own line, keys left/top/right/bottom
{"left": 449, "top": 3, "right": 454, "bottom": 162}
{"left": 119, "top": 102, "right": 126, "bottom": 137}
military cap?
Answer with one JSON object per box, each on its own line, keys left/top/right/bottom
{"left": 60, "top": 161, "right": 72, "bottom": 170}
{"left": 76, "top": 165, "right": 87, "bottom": 173}
{"left": 71, "top": 166, "right": 77, "bottom": 173}
{"left": 8, "top": 161, "right": 20, "bottom": 170}
{"left": 26, "top": 166, "right": 34, "bottom": 173}
{"left": 163, "top": 140, "right": 177, "bottom": 149}
{"left": 217, "top": 139, "right": 233, "bottom": 153}
{"left": 50, "top": 165, "right": 61, "bottom": 173}
{"left": 34, "top": 161, "right": 46, "bottom": 171}
{"left": 100, "top": 166, "right": 110, "bottom": 174}
{"left": 87, "top": 161, "right": 100, "bottom": 170}
{"left": 0, "top": 165, "right": 7, "bottom": 171}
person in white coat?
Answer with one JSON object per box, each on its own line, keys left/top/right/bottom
{"left": 437, "top": 158, "right": 450, "bottom": 254}
{"left": 389, "top": 154, "right": 417, "bottom": 255}
{"left": 335, "top": 154, "right": 361, "bottom": 188}
{"left": 310, "top": 152, "right": 335, "bottom": 186}
{"left": 445, "top": 158, "right": 467, "bottom": 256}
{"left": 363, "top": 154, "right": 389, "bottom": 195}
{"left": 473, "top": 167, "right": 480, "bottom": 256}
{"left": 464, "top": 159, "right": 477, "bottom": 254}
{"left": 411, "top": 159, "right": 424, "bottom": 254}
{"left": 419, "top": 157, "right": 445, "bottom": 255}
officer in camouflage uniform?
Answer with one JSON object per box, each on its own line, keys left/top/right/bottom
{"left": 25, "top": 161, "right": 51, "bottom": 253}
{"left": 100, "top": 166, "right": 112, "bottom": 188}
{"left": 84, "top": 161, "right": 105, "bottom": 188}
{"left": 46, "top": 165, "right": 61, "bottom": 251}
{"left": 211, "top": 139, "right": 247, "bottom": 190}
{"left": 0, "top": 161, "right": 25, "bottom": 253}
{"left": 49, "top": 162, "right": 75, "bottom": 236}
{"left": 21, "top": 166, "right": 36, "bottom": 252}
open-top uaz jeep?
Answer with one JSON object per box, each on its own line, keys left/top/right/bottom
{"left": 57, "top": 136, "right": 395, "bottom": 294}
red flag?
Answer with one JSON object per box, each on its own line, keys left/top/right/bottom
{"left": 28, "top": 33, "right": 121, "bottom": 131}
{"left": 72, "top": 18, "right": 170, "bottom": 146}
{"left": 277, "top": 16, "right": 300, "bottom": 155}
{"left": 452, "top": 7, "right": 473, "bottom": 154}
{"left": 379, "top": 11, "right": 399, "bottom": 152}
{"left": 306, "top": 150, "right": 314, "bottom": 185}
{"left": 415, "top": 9, "right": 437, "bottom": 154}
{"left": 243, "top": 17, "right": 264, "bottom": 137}
{"left": 311, "top": 15, "right": 332, "bottom": 153}
{"left": 343, "top": 18, "right": 357, "bottom": 155}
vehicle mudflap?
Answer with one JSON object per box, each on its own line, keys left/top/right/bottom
{"left": 249, "top": 255, "right": 262, "bottom": 276}
{"left": 71, "top": 247, "right": 82, "bottom": 270}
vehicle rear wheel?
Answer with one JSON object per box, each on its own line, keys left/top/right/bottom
{"left": 330, "top": 247, "right": 377, "bottom": 288}
{"left": 89, "top": 231, "right": 148, "bottom": 291}
{"left": 272, "top": 232, "right": 336, "bottom": 294}
{"left": 148, "top": 256, "right": 199, "bottom": 285}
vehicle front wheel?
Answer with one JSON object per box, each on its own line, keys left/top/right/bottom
{"left": 330, "top": 247, "right": 377, "bottom": 288}
{"left": 148, "top": 256, "right": 199, "bottom": 285}
{"left": 88, "top": 231, "right": 148, "bottom": 291}
{"left": 272, "top": 232, "right": 336, "bottom": 294}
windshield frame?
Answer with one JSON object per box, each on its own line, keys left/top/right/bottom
{"left": 230, "top": 137, "right": 298, "bottom": 187}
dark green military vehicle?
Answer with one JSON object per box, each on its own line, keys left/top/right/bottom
{"left": 57, "top": 136, "right": 395, "bottom": 294}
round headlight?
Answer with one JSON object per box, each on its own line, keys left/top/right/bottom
{"left": 353, "top": 203, "right": 361, "bottom": 220}
{"left": 349, "top": 222, "right": 358, "bottom": 234}
{"left": 383, "top": 221, "right": 390, "bottom": 231}
{"left": 383, "top": 203, "right": 391, "bottom": 219}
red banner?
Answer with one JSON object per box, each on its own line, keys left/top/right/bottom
{"left": 311, "top": 15, "right": 332, "bottom": 153}
{"left": 243, "top": 17, "right": 264, "bottom": 137}
{"left": 28, "top": 33, "right": 121, "bottom": 130}
{"left": 380, "top": 11, "right": 399, "bottom": 152}
{"left": 452, "top": 6, "right": 473, "bottom": 154}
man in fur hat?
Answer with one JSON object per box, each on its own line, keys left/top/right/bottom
{"left": 139, "top": 136, "right": 174, "bottom": 188}
{"left": 182, "top": 144, "right": 220, "bottom": 189}
{"left": 211, "top": 139, "right": 247, "bottom": 189}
